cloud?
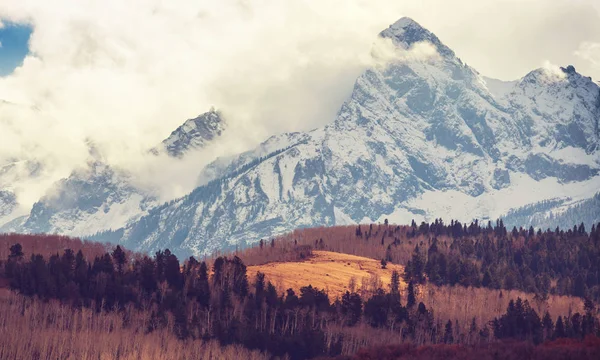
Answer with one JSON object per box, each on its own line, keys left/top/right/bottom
{"left": 575, "top": 41, "right": 600, "bottom": 69}
{"left": 0, "top": 0, "right": 598, "bottom": 208}
{"left": 541, "top": 60, "right": 568, "bottom": 80}
{"left": 371, "top": 39, "right": 441, "bottom": 67}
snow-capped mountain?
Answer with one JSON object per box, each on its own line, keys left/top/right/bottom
{"left": 106, "top": 17, "right": 599, "bottom": 257}
{"left": 5, "top": 18, "right": 599, "bottom": 258}
{"left": 151, "top": 108, "right": 226, "bottom": 158}
{"left": 2, "top": 109, "right": 226, "bottom": 236}
{"left": 499, "top": 66, "right": 600, "bottom": 182}
{"left": 3, "top": 159, "right": 156, "bottom": 236}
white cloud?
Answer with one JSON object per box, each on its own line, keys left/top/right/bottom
{"left": 371, "top": 39, "right": 441, "bottom": 67}
{"left": 0, "top": 0, "right": 598, "bottom": 207}
{"left": 541, "top": 60, "right": 568, "bottom": 80}
{"left": 575, "top": 41, "right": 600, "bottom": 69}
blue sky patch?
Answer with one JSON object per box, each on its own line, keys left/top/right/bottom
{"left": 0, "top": 21, "right": 32, "bottom": 76}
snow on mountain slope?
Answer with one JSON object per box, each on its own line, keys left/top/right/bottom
{"left": 508, "top": 65, "right": 599, "bottom": 152}
{"left": 482, "top": 77, "right": 518, "bottom": 99}
{"left": 381, "top": 173, "right": 600, "bottom": 226}
{"left": 110, "top": 17, "right": 600, "bottom": 258}
{"left": 2, "top": 160, "right": 157, "bottom": 236}
{"left": 151, "top": 108, "right": 226, "bottom": 158}
{"left": 501, "top": 192, "right": 600, "bottom": 232}
{"left": 501, "top": 65, "right": 600, "bottom": 182}
{"left": 196, "top": 132, "right": 309, "bottom": 185}
{"left": 3, "top": 109, "right": 225, "bottom": 236}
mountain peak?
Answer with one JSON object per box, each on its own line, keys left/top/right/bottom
{"left": 380, "top": 17, "right": 429, "bottom": 43}
{"left": 561, "top": 65, "right": 577, "bottom": 74}
{"left": 379, "top": 17, "right": 455, "bottom": 58}
{"left": 388, "top": 17, "right": 423, "bottom": 33}
{"left": 152, "top": 108, "right": 227, "bottom": 158}
{"left": 520, "top": 64, "right": 594, "bottom": 88}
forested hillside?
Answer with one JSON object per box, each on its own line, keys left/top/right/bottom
{"left": 267, "top": 219, "right": 600, "bottom": 301}
{"left": 0, "top": 233, "right": 112, "bottom": 260}
{"left": 1, "top": 218, "right": 599, "bottom": 359}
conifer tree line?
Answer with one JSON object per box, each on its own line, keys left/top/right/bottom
{"left": 2, "top": 226, "right": 600, "bottom": 360}
{"left": 286, "top": 219, "right": 600, "bottom": 301}
{"left": 397, "top": 219, "right": 600, "bottom": 302}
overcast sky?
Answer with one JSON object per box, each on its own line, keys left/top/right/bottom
{"left": 0, "top": 0, "right": 599, "bottom": 202}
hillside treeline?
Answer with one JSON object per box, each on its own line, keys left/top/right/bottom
{"left": 2, "top": 230, "right": 599, "bottom": 360}
{"left": 0, "top": 233, "right": 112, "bottom": 260}
{"left": 266, "top": 219, "right": 600, "bottom": 302}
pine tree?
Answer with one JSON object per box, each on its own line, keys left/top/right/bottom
{"left": 578, "top": 222, "right": 586, "bottom": 235}
{"left": 355, "top": 225, "right": 362, "bottom": 237}
{"left": 340, "top": 291, "right": 362, "bottom": 326}
{"left": 444, "top": 320, "right": 454, "bottom": 344}
{"left": 8, "top": 243, "right": 24, "bottom": 261}
{"left": 197, "top": 261, "right": 210, "bottom": 308}
{"left": 573, "top": 273, "right": 586, "bottom": 297}
{"left": 165, "top": 251, "right": 182, "bottom": 290}
{"left": 407, "top": 280, "right": 416, "bottom": 308}
{"left": 469, "top": 317, "right": 478, "bottom": 343}
{"left": 542, "top": 311, "right": 554, "bottom": 340}
{"left": 555, "top": 316, "right": 566, "bottom": 339}
{"left": 407, "top": 245, "right": 426, "bottom": 283}
{"left": 254, "top": 272, "right": 266, "bottom": 307}
{"left": 111, "top": 245, "right": 127, "bottom": 274}
{"left": 390, "top": 270, "right": 400, "bottom": 297}
{"left": 482, "top": 270, "right": 492, "bottom": 287}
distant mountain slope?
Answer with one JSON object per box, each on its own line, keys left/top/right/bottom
{"left": 2, "top": 109, "right": 225, "bottom": 236}
{"left": 110, "top": 17, "right": 600, "bottom": 257}
{"left": 20, "top": 161, "right": 155, "bottom": 236}
{"left": 503, "top": 192, "right": 600, "bottom": 231}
